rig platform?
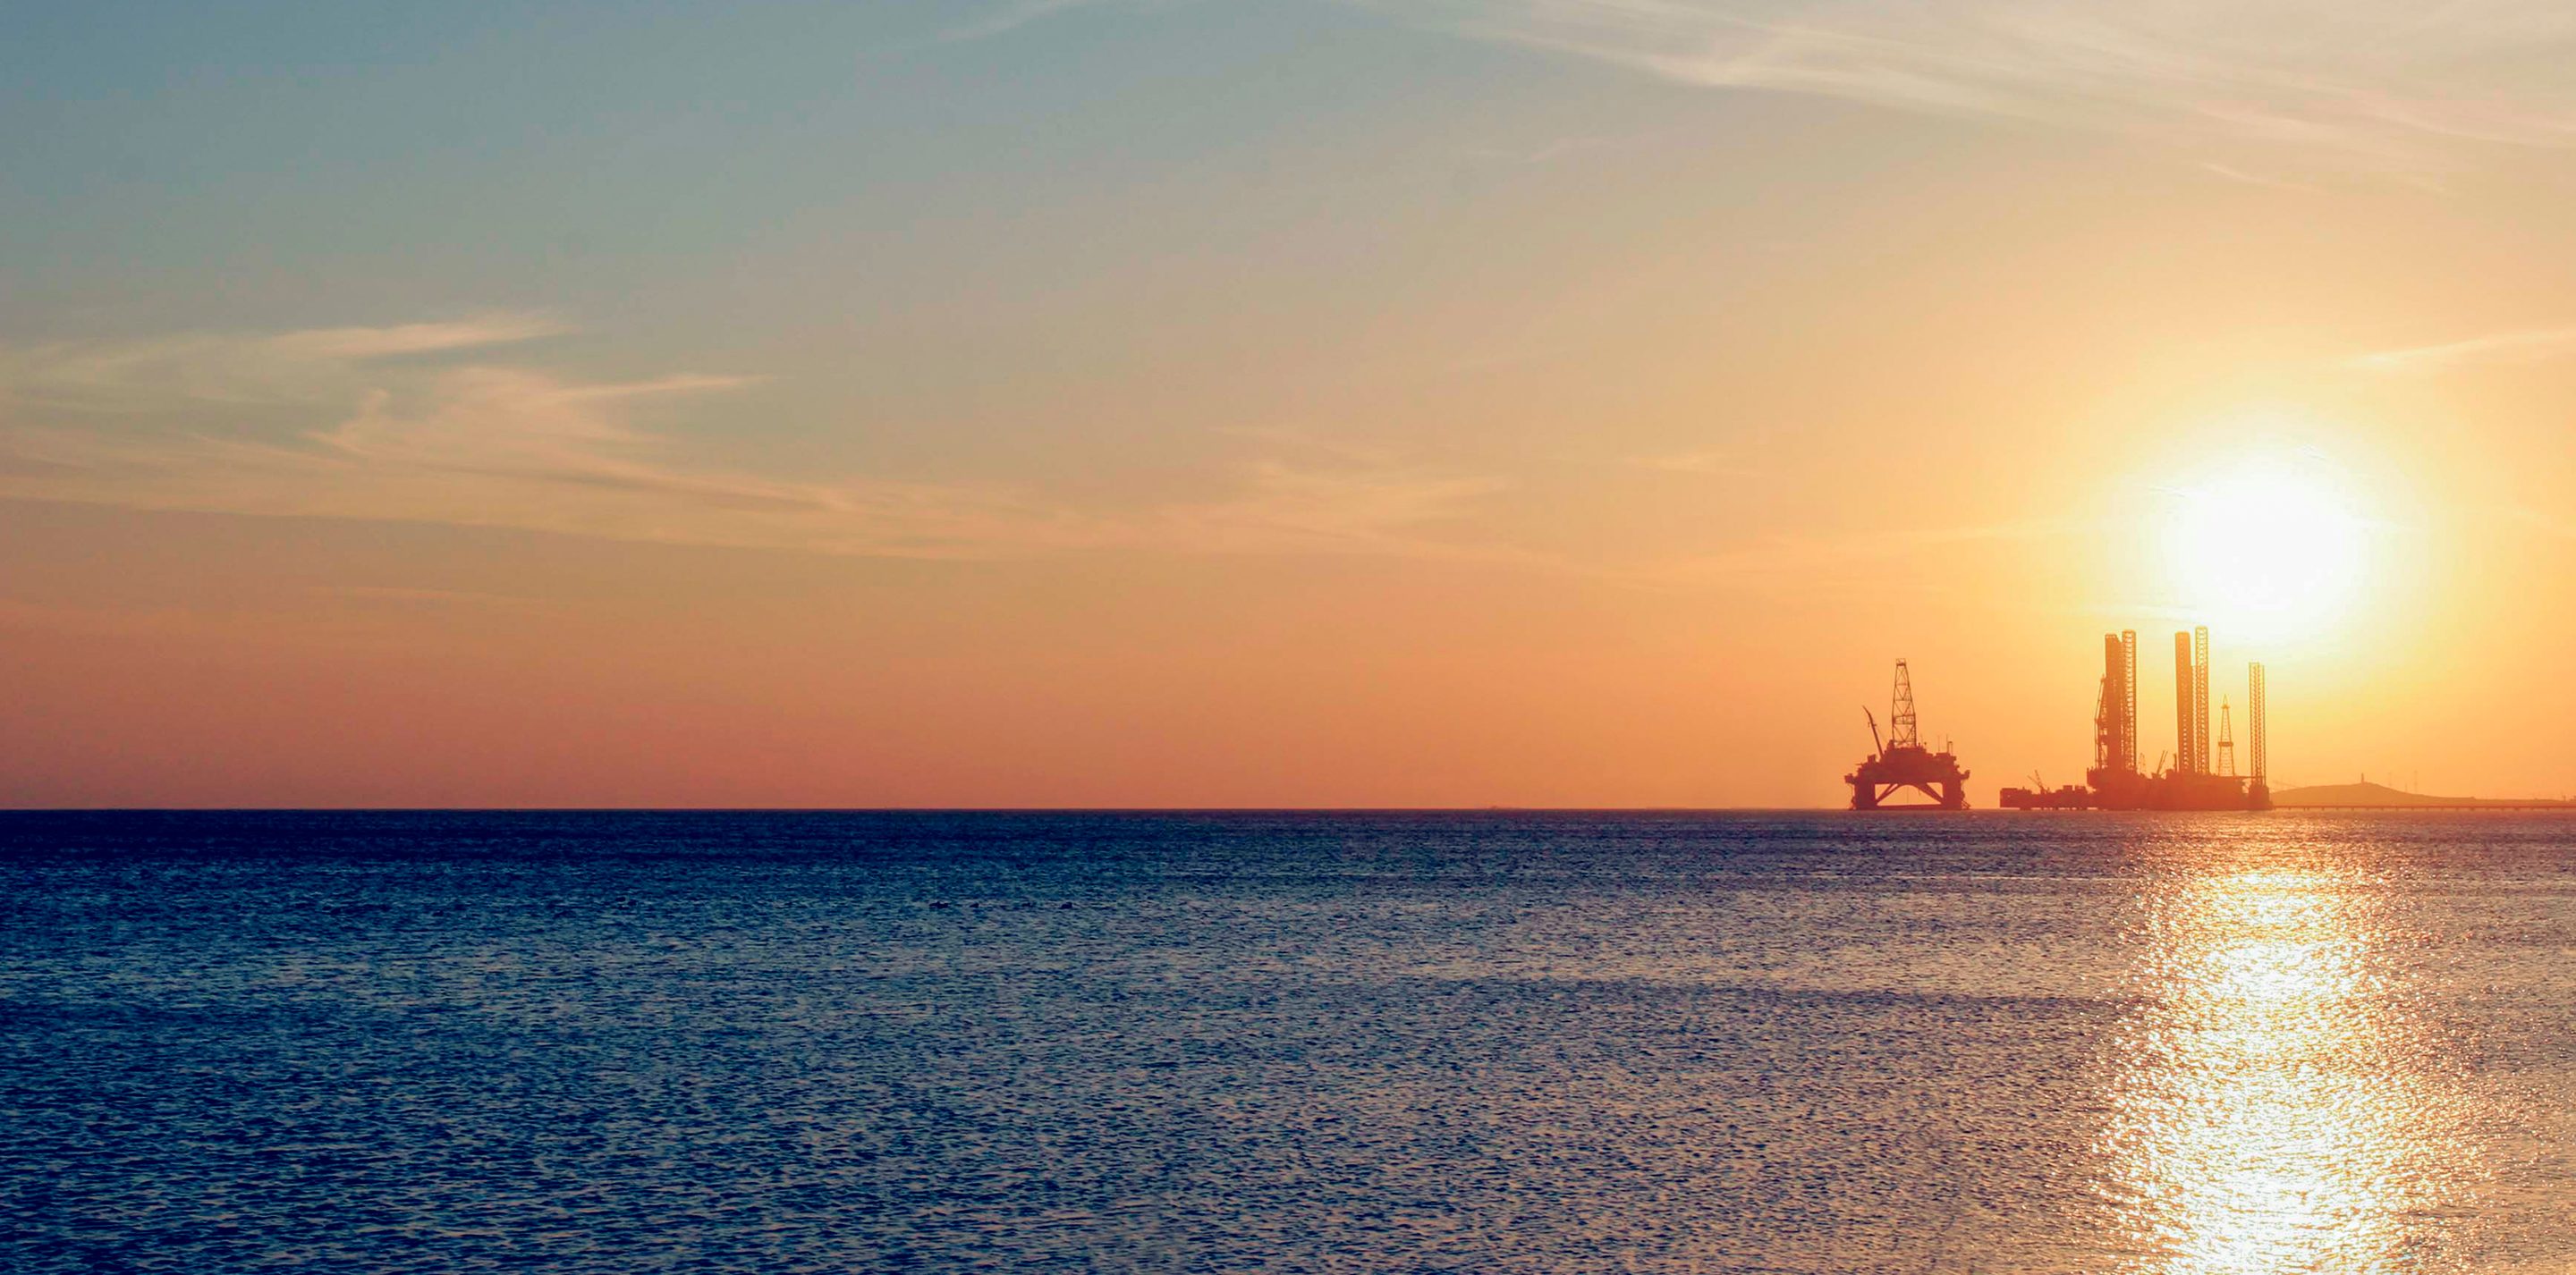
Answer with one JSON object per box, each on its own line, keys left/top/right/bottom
{"left": 1846, "top": 661, "right": 1970, "bottom": 810}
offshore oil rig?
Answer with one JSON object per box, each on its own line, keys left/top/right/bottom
{"left": 1845, "top": 661, "right": 1970, "bottom": 809}
{"left": 1999, "top": 627, "right": 2271, "bottom": 811}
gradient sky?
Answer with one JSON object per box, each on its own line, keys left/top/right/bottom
{"left": 7, "top": 1, "right": 2576, "bottom": 806}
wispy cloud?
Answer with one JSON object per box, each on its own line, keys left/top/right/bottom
{"left": 0, "top": 313, "right": 564, "bottom": 410}
{"left": 1349, "top": 0, "right": 2576, "bottom": 180}
{"left": 937, "top": 0, "right": 1098, "bottom": 42}
{"left": 313, "top": 586, "right": 559, "bottom": 608}
{"left": 2196, "top": 161, "right": 2318, "bottom": 192}
{"left": 1210, "top": 424, "right": 1413, "bottom": 469}
{"left": 0, "top": 317, "right": 1520, "bottom": 565}
{"left": 2344, "top": 325, "right": 2576, "bottom": 373}
{"left": 0, "top": 319, "right": 2084, "bottom": 583}
{"left": 1458, "top": 133, "right": 1655, "bottom": 166}
{"left": 1614, "top": 515, "right": 2087, "bottom": 590}
{"left": 1623, "top": 449, "right": 1752, "bottom": 477}
{"left": 934, "top": 0, "right": 1189, "bottom": 43}
{"left": 1164, "top": 460, "right": 1531, "bottom": 562}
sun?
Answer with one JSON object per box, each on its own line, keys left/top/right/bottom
{"left": 2163, "top": 459, "right": 2368, "bottom": 643}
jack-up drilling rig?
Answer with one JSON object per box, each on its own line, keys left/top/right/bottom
{"left": 1999, "top": 626, "right": 2271, "bottom": 810}
{"left": 1845, "top": 661, "right": 1970, "bottom": 809}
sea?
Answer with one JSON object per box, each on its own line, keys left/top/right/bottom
{"left": 4, "top": 810, "right": 2575, "bottom": 1273}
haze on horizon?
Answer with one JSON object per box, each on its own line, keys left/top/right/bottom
{"left": 6, "top": 1, "right": 2575, "bottom": 807}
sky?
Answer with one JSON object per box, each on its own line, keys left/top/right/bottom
{"left": 6, "top": 0, "right": 2576, "bottom": 806}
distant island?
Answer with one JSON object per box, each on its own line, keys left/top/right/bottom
{"left": 2270, "top": 781, "right": 2576, "bottom": 809}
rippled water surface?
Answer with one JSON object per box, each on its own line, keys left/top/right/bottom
{"left": 6, "top": 811, "right": 2576, "bottom": 1271}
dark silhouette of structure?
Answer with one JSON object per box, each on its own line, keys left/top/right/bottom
{"left": 2249, "top": 662, "right": 2267, "bottom": 804}
{"left": 2173, "top": 630, "right": 2198, "bottom": 776}
{"left": 1846, "top": 661, "right": 1970, "bottom": 809}
{"left": 2194, "top": 627, "right": 2211, "bottom": 776}
{"left": 2011, "top": 769, "right": 2091, "bottom": 808}
{"left": 2096, "top": 629, "right": 2138, "bottom": 777}
{"left": 1999, "top": 627, "right": 2270, "bottom": 810}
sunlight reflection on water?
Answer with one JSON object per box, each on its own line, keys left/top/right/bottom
{"left": 2098, "top": 853, "right": 2470, "bottom": 1273}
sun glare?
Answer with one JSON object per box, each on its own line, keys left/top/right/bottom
{"left": 2164, "top": 459, "right": 2368, "bottom": 643}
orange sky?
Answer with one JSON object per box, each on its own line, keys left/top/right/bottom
{"left": 5, "top": 3, "right": 2576, "bottom": 806}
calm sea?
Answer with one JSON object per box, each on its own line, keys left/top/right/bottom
{"left": 4, "top": 811, "right": 2574, "bottom": 1272}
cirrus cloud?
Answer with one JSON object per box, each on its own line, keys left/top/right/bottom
{"left": 0, "top": 316, "right": 1527, "bottom": 566}
{"left": 1347, "top": 0, "right": 2576, "bottom": 182}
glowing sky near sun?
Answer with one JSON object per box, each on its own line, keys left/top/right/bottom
{"left": 4, "top": 2, "right": 2576, "bottom": 806}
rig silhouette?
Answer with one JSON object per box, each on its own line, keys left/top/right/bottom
{"left": 1844, "top": 661, "right": 1970, "bottom": 810}
{"left": 1999, "top": 626, "right": 2272, "bottom": 811}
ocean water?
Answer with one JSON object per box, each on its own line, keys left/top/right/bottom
{"left": 4, "top": 811, "right": 2575, "bottom": 1273}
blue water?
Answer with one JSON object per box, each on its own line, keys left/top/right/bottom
{"left": 5, "top": 811, "right": 2575, "bottom": 1272}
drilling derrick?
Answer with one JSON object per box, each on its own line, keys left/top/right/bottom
{"left": 1844, "top": 660, "right": 1970, "bottom": 810}
{"left": 1890, "top": 661, "right": 1919, "bottom": 749}
{"left": 2216, "top": 697, "right": 2236, "bottom": 778}
{"left": 2089, "top": 630, "right": 2139, "bottom": 776}
{"left": 2048, "top": 629, "right": 2145, "bottom": 807}
{"left": 2093, "top": 646, "right": 2115, "bottom": 772}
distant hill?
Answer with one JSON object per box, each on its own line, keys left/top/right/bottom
{"left": 2269, "top": 780, "right": 2576, "bottom": 808}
